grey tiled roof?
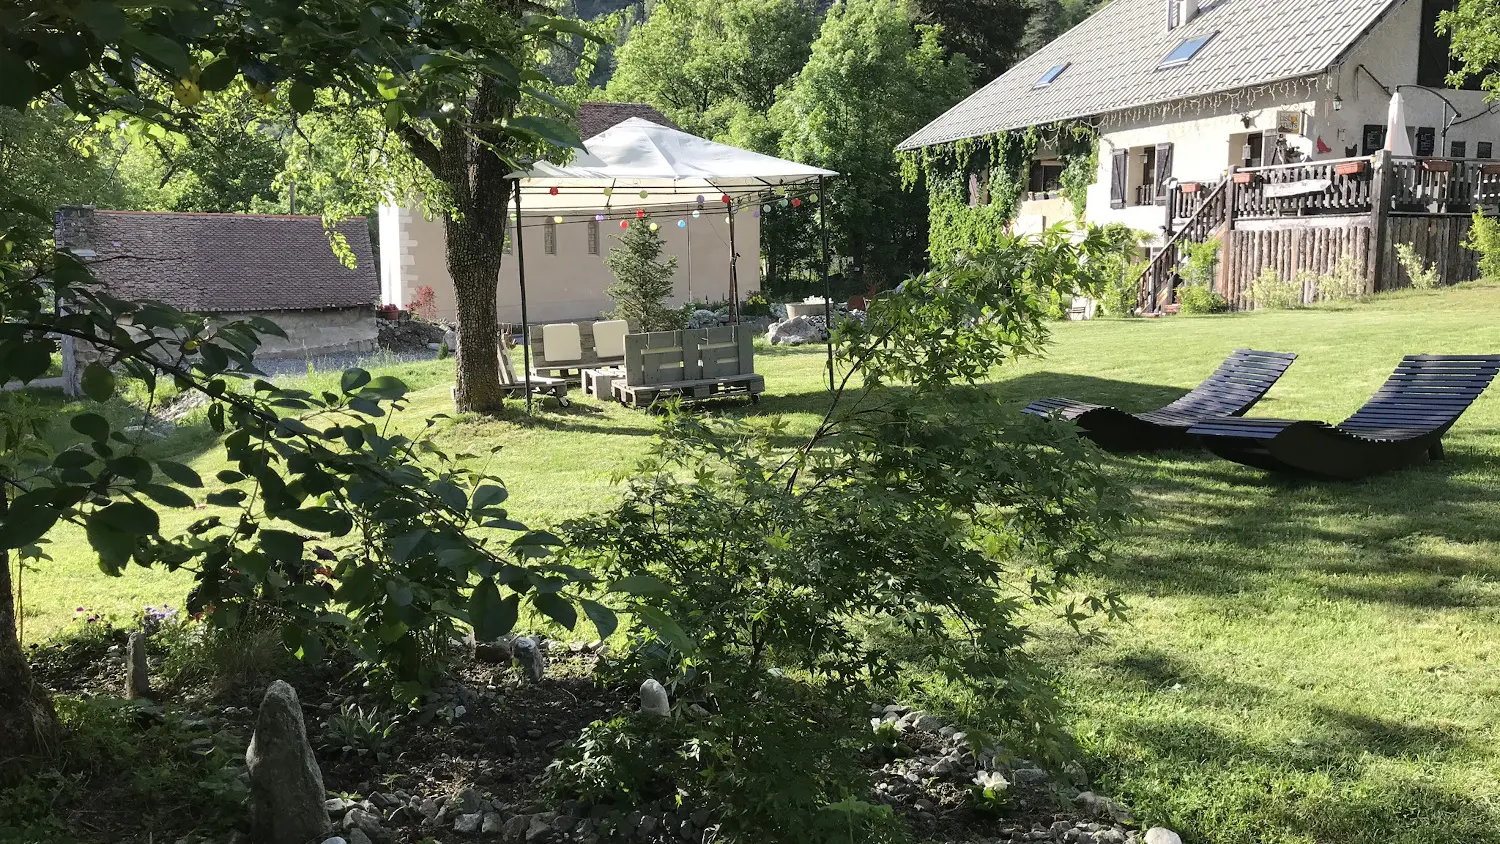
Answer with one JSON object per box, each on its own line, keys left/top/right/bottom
{"left": 55, "top": 208, "right": 379, "bottom": 313}
{"left": 577, "top": 102, "right": 679, "bottom": 139}
{"left": 900, "top": 0, "right": 1400, "bottom": 149}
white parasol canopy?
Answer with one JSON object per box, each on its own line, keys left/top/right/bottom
{"left": 1385, "top": 91, "right": 1413, "bottom": 157}
{"left": 510, "top": 118, "right": 836, "bottom": 214}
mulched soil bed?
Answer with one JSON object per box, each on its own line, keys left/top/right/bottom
{"left": 24, "top": 633, "right": 1149, "bottom": 844}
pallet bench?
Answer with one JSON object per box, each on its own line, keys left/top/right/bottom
{"left": 611, "top": 326, "right": 764, "bottom": 409}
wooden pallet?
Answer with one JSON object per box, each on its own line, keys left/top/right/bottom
{"left": 499, "top": 345, "right": 571, "bottom": 407}
{"left": 583, "top": 367, "right": 624, "bottom": 399}
{"left": 612, "top": 373, "right": 765, "bottom": 408}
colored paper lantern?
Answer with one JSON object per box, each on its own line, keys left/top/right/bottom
{"left": 752, "top": 210, "right": 761, "bottom": 218}
{"left": 810, "top": 193, "right": 820, "bottom": 203}
{"left": 639, "top": 190, "right": 650, "bottom": 199}
{"left": 603, "top": 187, "right": 613, "bottom": 196}
{"left": 761, "top": 204, "right": 770, "bottom": 212}
{"left": 692, "top": 210, "right": 701, "bottom": 218}
{"left": 548, "top": 186, "right": 559, "bottom": 196}
{"left": 677, "top": 220, "right": 687, "bottom": 228}
{"left": 696, "top": 194, "right": 705, "bottom": 205}
{"left": 779, "top": 198, "right": 789, "bottom": 208}
{"left": 595, "top": 213, "right": 605, "bottom": 222}
{"left": 553, "top": 215, "right": 564, "bottom": 223}
{"left": 636, "top": 209, "right": 646, "bottom": 219}
{"left": 720, "top": 194, "right": 732, "bottom": 204}
{"left": 791, "top": 198, "right": 802, "bottom": 208}
{"left": 619, "top": 220, "right": 629, "bottom": 229}
{"left": 649, "top": 222, "right": 660, "bottom": 232}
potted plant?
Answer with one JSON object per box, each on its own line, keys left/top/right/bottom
{"left": 1334, "top": 159, "right": 1367, "bottom": 176}
{"left": 1421, "top": 158, "right": 1453, "bottom": 173}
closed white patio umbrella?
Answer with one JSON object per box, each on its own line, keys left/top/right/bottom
{"left": 1385, "top": 90, "right": 1413, "bottom": 157}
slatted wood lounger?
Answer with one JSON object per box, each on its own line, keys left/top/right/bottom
{"left": 1022, "top": 349, "right": 1298, "bottom": 452}
{"left": 1188, "top": 354, "right": 1500, "bottom": 479}
{"left": 498, "top": 343, "right": 570, "bottom": 407}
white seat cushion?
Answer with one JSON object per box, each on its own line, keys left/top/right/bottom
{"left": 593, "top": 320, "right": 629, "bottom": 360}
{"left": 541, "top": 323, "right": 583, "bottom": 364}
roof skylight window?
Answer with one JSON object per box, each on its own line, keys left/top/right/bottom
{"left": 1157, "top": 32, "right": 1217, "bottom": 69}
{"left": 1035, "top": 63, "right": 1069, "bottom": 88}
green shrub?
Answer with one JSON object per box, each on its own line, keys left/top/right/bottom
{"left": 1178, "top": 284, "right": 1227, "bottom": 314}
{"left": 556, "top": 226, "right": 1130, "bottom": 842}
{"left": 1394, "top": 243, "right": 1440, "bottom": 290}
{"left": 1249, "top": 268, "right": 1303, "bottom": 310}
{"left": 607, "top": 217, "right": 680, "bottom": 331}
{"left": 1315, "top": 256, "right": 1367, "bottom": 301}
{"left": 1464, "top": 211, "right": 1500, "bottom": 282}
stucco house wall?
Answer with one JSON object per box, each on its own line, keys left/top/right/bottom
{"left": 380, "top": 203, "right": 762, "bottom": 326}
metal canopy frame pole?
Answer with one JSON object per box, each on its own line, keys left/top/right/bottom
{"left": 727, "top": 204, "right": 739, "bottom": 325}
{"left": 514, "top": 185, "right": 534, "bottom": 412}
{"left": 820, "top": 175, "right": 834, "bottom": 391}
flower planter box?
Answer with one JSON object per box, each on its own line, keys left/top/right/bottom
{"left": 1232, "top": 172, "right": 1257, "bottom": 185}
{"left": 1334, "top": 160, "right": 1367, "bottom": 176}
{"left": 1481, "top": 163, "right": 1500, "bottom": 176}
{"left": 1180, "top": 182, "right": 1201, "bottom": 194}
{"left": 1420, "top": 159, "right": 1453, "bottom": 173}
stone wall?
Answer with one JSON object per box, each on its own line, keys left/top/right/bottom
{"left": 228, "top": 307, "right": 378, "bottom": 359}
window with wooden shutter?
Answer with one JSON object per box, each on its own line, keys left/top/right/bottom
{"left": 1110, "top": 149, "right": 1128, "bottom": 209}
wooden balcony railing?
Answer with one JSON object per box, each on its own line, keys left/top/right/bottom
{"left": 1232, "top": 157, "right": 1375, "bottom": 219}
{"left": 1138, "top": 180, "right": 1229, "bottom": 313}
{"left": 1388, "top": 156, "right": 1500, "bottom": 213}
{"left": 1135, "top": 184, "right": 1165, "bottom": 207}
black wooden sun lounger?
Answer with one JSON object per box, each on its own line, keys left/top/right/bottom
{"left": 1188, "top": 354, "right": 1500, "bottom": 479}
{"left": 1022, "top": 349, "right": 1298, "bottom": 451}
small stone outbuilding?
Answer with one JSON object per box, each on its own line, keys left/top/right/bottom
{"left": 55, "top": 207, "right": 379, "bottom": 358}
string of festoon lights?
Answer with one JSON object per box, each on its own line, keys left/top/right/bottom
{"left": 511, "top": 184, "right": 828, "bottom": 231}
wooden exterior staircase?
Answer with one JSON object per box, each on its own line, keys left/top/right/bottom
{"left": 1136, "top": 180, "right": 1228, "bottom": 313}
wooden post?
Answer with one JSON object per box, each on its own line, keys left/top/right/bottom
{"left": 1369, "top": 150, "right": 1394, "bottom": 295}
{"left": 1164, "top": 185, "right": 1177, "bottom": 238}
{"left": 1220, "top": 169, "right": 1239, "bottom": 302}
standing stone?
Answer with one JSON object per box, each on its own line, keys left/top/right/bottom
{"left": 1144, "top": 829, "right": 1183, "bottom": 844}
{"left": 513, "top": 637, "right": 545, "bottom": 682}
{"left": 125, "top": 631, "right": 150, "bottom": 699}
{"left": 640, "top": 679, "right": 671, "bottom": 718}
{"left": 246, "top": 681, "right": 333, "bottom": 844}
{"left": 474, "top": 637, "right": 513, "bottom": 665}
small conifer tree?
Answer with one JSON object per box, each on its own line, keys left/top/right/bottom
{"left": 605, "top": 218, "right": 680, "bottom": 331}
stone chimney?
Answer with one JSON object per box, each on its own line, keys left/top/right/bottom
{"left": 54, "top": 205, "right": 97, "bottom": 256}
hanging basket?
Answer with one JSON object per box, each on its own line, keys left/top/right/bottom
{"left": 1421, "top": 158, "right": 1454, "bottom": 173}
{"left": 1232, "top": 172, "right": 1257, "bottom": 185}
{"left": 1334, "top": 160, "right": 1367, "bottom": 176}
{"left": 1180, "top": 182, "right": 1201, "bottom": 194}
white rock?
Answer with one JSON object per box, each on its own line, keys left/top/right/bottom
{"left": 640, "top": 679, "right": 671, "bottom": 718}
{"left": 1144, "top": 828, "right": 1183, "bottom": 844}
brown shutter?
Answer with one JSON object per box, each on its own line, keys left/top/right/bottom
{"left": 1155, "top": 142, "right": 1174, "bottom": 193}
{"left": 1110, "top": 150, "right": 1128, "bottom": 209}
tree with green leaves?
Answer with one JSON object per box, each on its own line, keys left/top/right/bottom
{"left": 1441, "top": 0, "right": 1500, "bottom": 97}
{"left": 605, "top": 217, "right": 680, "bottom": 331}
{"left": 910, "top": 0, "right": 1033, "bottom": 80}
{"left": 603, "top": 0, "right": 818, "bottom": 149}
{"left": 0, "top": 0, "right": 622, "bottom": 767}
{"left": 772, "top": 0, "right": 973, "bottom": 287}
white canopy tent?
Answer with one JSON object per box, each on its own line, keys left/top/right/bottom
{"left": 507, "top": 118, "right": 839, "bottom": 408}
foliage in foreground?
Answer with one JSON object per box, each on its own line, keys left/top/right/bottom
{"left": 1464, "top": 210, "right": 1500, "bottom": 283}
{"left": 548, "top": 226, "right": 1131, "bottom": 841}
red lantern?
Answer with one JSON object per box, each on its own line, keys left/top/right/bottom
{"left": 720, "top": 194, "right": 732, "bottom": 204}
{"left": 548, "top": 186, "right": 559, "bottom": 196}
{"left": 620, "top": 220, "right": 629, "bottom": 229}
{"left": 636, "top": 209, "right": 646, "bottom": 219}
{"left": 791, "top": 198, "right": 802, "bottom": 208}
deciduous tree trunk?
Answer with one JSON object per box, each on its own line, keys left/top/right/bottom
{"left": 446, "top": 204, "right": 510, "bottom": 413}
{"left": 0, "top": 490, "right": 59, "bottom": 775}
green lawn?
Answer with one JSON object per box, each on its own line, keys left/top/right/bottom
{"left": 17, "top": 283, "right": 1500, "bottom": 844}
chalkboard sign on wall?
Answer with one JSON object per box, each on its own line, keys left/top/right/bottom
{"left": 1362, "top": 124, "right": 1387, "bottom": 155}
{"left": 1416, "top": 127, "right": 1436, "bottom": 157}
